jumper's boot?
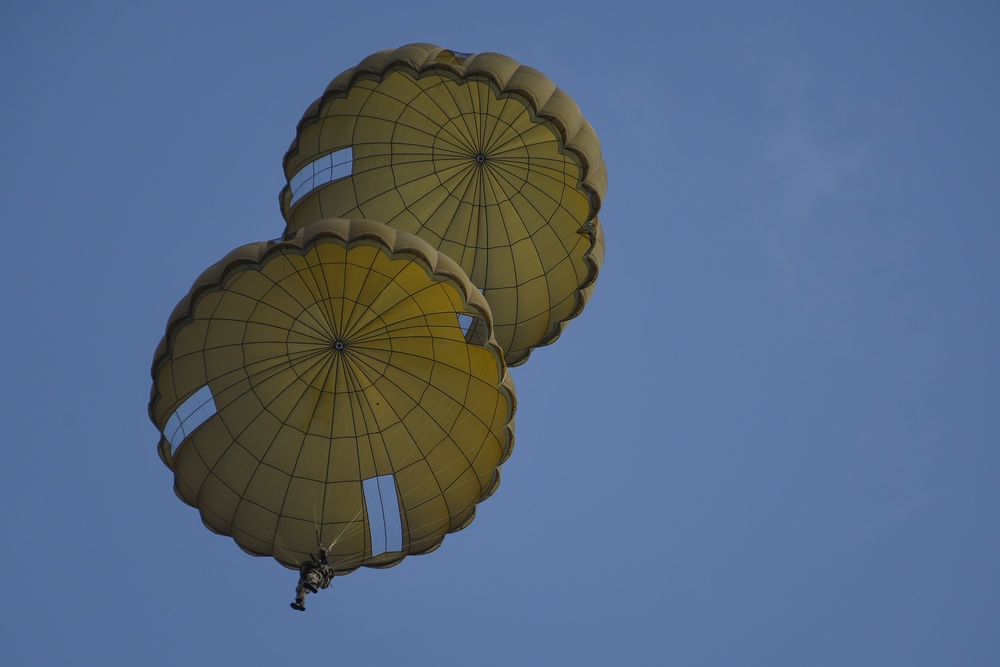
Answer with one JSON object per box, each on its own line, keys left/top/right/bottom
{"left": 291, "top": 585, "right": 307, "bottom": 611}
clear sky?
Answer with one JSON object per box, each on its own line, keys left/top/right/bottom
{"left": 2, "top": 1, "right": 998, "bottom": 665}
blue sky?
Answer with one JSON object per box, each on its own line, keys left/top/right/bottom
{"left": 2, "top": 1, "right": 998, "bottom": 664}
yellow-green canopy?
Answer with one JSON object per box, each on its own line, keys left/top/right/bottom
{"left": 150, "top": 218, "right": 516, "bottom": 571}
{"left": 280, "top": 43, "right": 606, "bottom": 365}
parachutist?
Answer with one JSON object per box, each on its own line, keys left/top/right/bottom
{"left": 290, "top": 546, "right": 334, "bottom": 611}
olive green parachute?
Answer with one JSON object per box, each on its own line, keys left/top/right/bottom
{"left": 150, "top": 218, "right": 516, "bottom": 571}
{"left": 280, "top": 43, "right": 606, "bottom": 366}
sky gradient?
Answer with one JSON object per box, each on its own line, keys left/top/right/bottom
{"left": 2, "top": 2, "right": 998, "bottom": 665}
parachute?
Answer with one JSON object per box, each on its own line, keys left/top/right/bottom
{"left": 151, "top": 44, "right": 605, "bottom": 586}
{"left": 279, "top": 43, "right": 606, "bottom": 366}
{"left": 150, "top": 219, "right": 515, "bottom": 570}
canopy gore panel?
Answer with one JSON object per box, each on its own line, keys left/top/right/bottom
{"left": 363, "top": 474, "right": 403, "bottom": 557}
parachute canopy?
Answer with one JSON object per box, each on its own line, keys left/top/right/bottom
{"left": 280, "top": 43, "right": 606, "bottom": 365}
{"left": 150, "top": 218, "right": 516, "bottom": 570}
